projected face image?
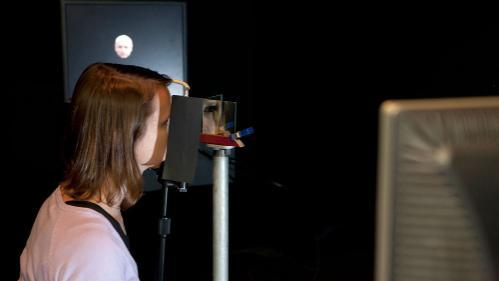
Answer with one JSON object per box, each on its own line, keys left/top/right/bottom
{"left": 114, "top": 34, "right": 134, "bottom": 59}
{"left": 202, "top": 100, "right": 236, "bottom": 137}
{"left": 203, "top": 100, "right": 227, "bottom": 135}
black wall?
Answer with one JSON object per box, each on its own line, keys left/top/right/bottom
{"left": 3, "top": 1, "right": 498, "bottom": 281}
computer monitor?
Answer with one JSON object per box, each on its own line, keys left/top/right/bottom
{"left": 61, "top": 1, "right": 187, "bottom": 102}
{"left": 376, "top": 96, "right": 499, "bottom": 281}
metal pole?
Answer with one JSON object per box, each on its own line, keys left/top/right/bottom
{"left": 213, "top": 149, "right": 230, "bottom": 281}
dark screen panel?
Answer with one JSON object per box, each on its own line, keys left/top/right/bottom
{"left": 62, "top": 1, "right": 186, "bottom": 101}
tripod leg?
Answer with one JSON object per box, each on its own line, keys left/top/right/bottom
{"left": 158, "top": 184, "right": 171, "bottom": 281}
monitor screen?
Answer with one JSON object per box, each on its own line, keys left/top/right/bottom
{"left": 61, "top": 1, "right": 187, "bottom": 101}
{"left": 376, "top": 96, "right": 499, "bottom": 281}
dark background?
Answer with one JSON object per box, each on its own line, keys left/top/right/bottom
{"left": 3, "top": 1, "right": 498, "bottom": 281}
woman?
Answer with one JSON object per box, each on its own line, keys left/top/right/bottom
{"left": 19, "top": 62, "right": 172, "bottom": 281}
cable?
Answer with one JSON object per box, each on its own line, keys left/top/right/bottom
{"left": 171, "top": 79, "right": 191, "bottom": 96}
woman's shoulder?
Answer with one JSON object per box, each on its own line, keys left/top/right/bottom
{"left": 52, "top": 212, "right": 130, "bottom": 264}
{"left": 51, "top": 226, "right": 134, "bottom": 280}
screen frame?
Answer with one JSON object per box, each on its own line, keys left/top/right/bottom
{"left": 376, "top": 96, "right": 499, "bottom": 281}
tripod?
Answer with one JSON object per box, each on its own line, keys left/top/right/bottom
{"left": 157, "top": 180, "right": 187, "bottom": 281}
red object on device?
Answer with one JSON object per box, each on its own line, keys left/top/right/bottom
{"left": 199, "top": 134, "right": 242, "bottom": 147}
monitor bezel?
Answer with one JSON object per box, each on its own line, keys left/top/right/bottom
{"left": 376, "top": 96, "right": 499, "bottom": 281}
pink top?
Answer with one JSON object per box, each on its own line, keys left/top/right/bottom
{"left": 19, "top": 187, "right": 139, "bottom": 281}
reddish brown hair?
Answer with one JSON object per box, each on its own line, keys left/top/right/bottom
{"left": 62, "top": 63, "right": 171, "bottom": 209}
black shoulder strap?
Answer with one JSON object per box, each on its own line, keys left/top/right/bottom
{"left": 65, "top": 200, "right": 130, "bottom": 251}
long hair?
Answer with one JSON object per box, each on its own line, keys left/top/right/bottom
{"left": 62, "top": 63, "right": 171, "bottom": 209}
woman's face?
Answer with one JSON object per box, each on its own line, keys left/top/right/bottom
{"left": 135, "top": 87, "right": 171, "bottom": 172}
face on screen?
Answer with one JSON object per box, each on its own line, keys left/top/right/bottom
{"left": 202, "top": 100, "right": 222, "bottom": 135}
{"left": 201, "top": 100, "right": 236, "bottom": 136}
{"left": 114, "top": 34, "right": 134, "bottom": 59}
